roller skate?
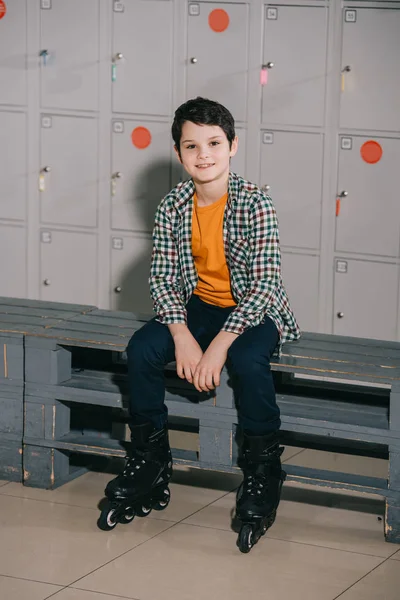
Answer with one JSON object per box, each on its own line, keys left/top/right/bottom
{"left": 98, "top": 422, "right": 172, "bottom": 531}
{"left": 236, "top": 431, "right": 286, "bottom": 553}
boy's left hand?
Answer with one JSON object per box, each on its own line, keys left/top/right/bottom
{"left": 193, "top": 331, "right": 238, "bottom": 392}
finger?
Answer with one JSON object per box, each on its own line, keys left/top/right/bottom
{"left": 199, "top": 371, "right": 209, "bottom": 392}
{"left": 184, "top": 365, "right": 193, "bottom": 383}
{"left": 213, "top": 370, "right": 221, "bottom": 387}
{"left": 205, "top": 372, "right": 215, "bottom": 391}
{"left": 176, "top": 361, "right": 185, "bottom": 379}
{"left": 193, "top": 368, "right": 201, "bottom": 392}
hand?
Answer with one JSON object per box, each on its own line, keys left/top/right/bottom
{"left": 172, "top": 328, "right": 203, "bottom": 385}
{"left": 193, "top": 331, "right": 238, "bottom": 392}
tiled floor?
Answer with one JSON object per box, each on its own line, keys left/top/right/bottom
{"left": 1, "top": 449, "right": 399, "bottom": 600}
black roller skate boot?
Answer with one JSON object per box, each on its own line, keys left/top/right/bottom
{"left": 236, "top": 431, "right": 286, "bottom": 553}
{"left": 98, "top": 422, "right": 172, "bottom": 531}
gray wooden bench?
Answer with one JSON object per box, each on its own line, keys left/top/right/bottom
{"left": 17, "top": 303, "right": 400, "bottom": 543}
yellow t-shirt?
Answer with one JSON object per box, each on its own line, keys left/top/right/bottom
{"left": 192, "top": 192, "right": 236, "bottom": 308}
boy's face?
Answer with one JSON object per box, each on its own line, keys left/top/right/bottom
{"left": 175, "top": 121, "right": 238, "bottom": 184}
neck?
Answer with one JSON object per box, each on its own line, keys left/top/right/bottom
{"left": 194, "top": 170, "right": 229, "bottom": 206}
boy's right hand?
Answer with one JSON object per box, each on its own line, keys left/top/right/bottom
{"left": 168, "top": 324, "right": 203, "bottom": 384}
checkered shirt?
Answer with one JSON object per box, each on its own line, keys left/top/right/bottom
{"left": 149, "top": 171, "right": 301, "bottom": 352}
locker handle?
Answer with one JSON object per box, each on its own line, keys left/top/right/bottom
{"left": 265, "top": 62, "right": 274, "bottom": 69}
{"left": 262, "top": 184, "right": 270, "bottom": 192}
{"left": 337, "top": 312, "right": 344, "bottom": 319}
{"left": 42, "top": 166, "right": 51, "bottom": 173}
{"left": 341, "top": 66, "right": 351, "bottom": 92}
{"left": 112, "top": 172, "right": 122, "bottom": 179}
{"left": 114, "top": 53, "right": 124, "bottom": 61}
{"left": 114, "top": 286, "right": 122, "bottom": 293}
{"left": 190, "top": 57, "right": 198, "bottom": 64}
{"left": 40, "top": 49, "right": 49, "bottom": 66}
{"left": 43, "top": 279, "right": 51, "bottom": 286}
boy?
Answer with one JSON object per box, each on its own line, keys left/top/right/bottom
{"left": 103, "top": 97, "right": 300, "bottom": 550}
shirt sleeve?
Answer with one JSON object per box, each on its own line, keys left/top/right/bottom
{"left": 149, "top": 201, "right": 187, "bottom": 325}
{"left": 222, "top": 193, "right": 281, "bottom": 335}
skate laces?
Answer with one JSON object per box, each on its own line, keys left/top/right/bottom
{"left": 245, "top": 472, "right": 268, "bottom": 496}
{"left": 123, "top": 451, "right": 147, "bottom": 477}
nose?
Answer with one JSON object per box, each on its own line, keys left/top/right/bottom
{"left": 197, "top": 145, "right": 209, "bottom": 159}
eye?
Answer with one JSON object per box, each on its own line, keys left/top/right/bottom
{"left": 185, "top": 144, "right": 195, "bottom": 150}
{"left": 210, "top": 141, "right": 220, "bottom": 146}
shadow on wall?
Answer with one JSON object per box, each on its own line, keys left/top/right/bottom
{"left": 115, "top": 158, "right": 183, "bottom": 315}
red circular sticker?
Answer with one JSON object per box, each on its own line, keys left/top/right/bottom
{"left": 0, "top": 1, "right": 6, "bottom": 20}
{"left": 131, "top": 127, "right": 151, "bottom": 149}
{"left": 208, "top": 9, "right": 230, "bottom": 33}
{"left": 360, "top": 140, "right": 383, "bottom": 164}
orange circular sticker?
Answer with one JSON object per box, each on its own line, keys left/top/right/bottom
{"left": 0, "top": 1, "right": 6, "bottom": 20}
{"left": 131, "top": 127, "right": 151, "bottom": 149}
{"left": 360, "top": 140, "right": 383, "bottom": 164}
{"left": 209, "top": 8, "right": 230, "bottom": 33}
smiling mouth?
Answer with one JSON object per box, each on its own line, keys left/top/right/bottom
{"left": 196, "top": 163, "right": 215, "bottom": 168}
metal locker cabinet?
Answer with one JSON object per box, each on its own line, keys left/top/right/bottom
{"left": 0, "top": 0, "right": 27, "bottom": 106}
{"left": 40, "top": 0, "right": 99, "bottom": 111}
{"left": 0, "top": 111, "right": 26, "bottom": 221}
{"left": 340, "top": 8, "right": 400, "bottom": 132}
{"left": 40, "top": 115, "right": 98, "bottom": 228}
{"left": 281, "top": 252, "right": 319, "bottom": 333}
{"left": 111, "top": 120, "right": 175, "bottom": 232}
{"left": 333, "top": 259, "right": 398, "bottom": 341}
{"left": 187, "top": 2, "right": 248, "bottom": 123}
{"left": 230, "top": 128, "right": 246, "bottom": 177}
{"left": 260, "top": 130, "right": 323, "bottom": 250}
{"left": 0, "top": 225, "right": 26, "bottom": 298}
{"left": 40, "top": 230, "right": 97, "bottom": 305}
{"left": 112, "top": 0, "right": 173, "bottom": 116}
{"left": 262, "top": 5, "right": 327, "bottom": 127}
{"left": 110, "top": 235, "right": 153, "bottom": 313}
{"left": 335, "top": 136, "right": 400, "bottom": 258}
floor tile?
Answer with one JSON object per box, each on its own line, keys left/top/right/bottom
{"left": 337, "top": 559, "right": 400, "bottom": 599}
{"left": 0, "top": 469, "right": 235, "bottom": 523}
{"left": 183, "top": 491, "right": 392, "bottom": 557}
{"left": 0, "top": 575, "right": 61, "bottom": 600}
{"left": 0, "top": 494, "right": 173, "bottom": 586}
{"left": 287, "top": 449, "right": 388, "bottom": 479}
{"left": 73, "top": 523, "right": 382, "bottom": 600}
{"left": 0, "top": 480, "right": 9, "bottom": 488}
{"left": 390, "top": 549, "right": 400, "bottom": 560}
{"left": 50, "top": 588, "right": 135, "bottom": 600}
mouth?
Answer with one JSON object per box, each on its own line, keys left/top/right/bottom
{"left": 196, "top": 163, "right": 215, "bottom": 169}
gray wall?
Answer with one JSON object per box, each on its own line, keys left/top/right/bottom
{"left": 0, "top": 0, "right": 399, "bottom": 340}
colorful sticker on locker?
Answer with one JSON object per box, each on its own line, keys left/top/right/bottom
{"left": 131, "top": 127, "right": 152, "bottom": 149}
{"left": 360, "top": 141, "right": 382, "bottom": 165}
{"left": 0, "top": 1, "right": 6, "bottom": 20}
{"left": 208, "top": 9, "right": 229, "bottom": 32}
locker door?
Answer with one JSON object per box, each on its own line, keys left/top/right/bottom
{"left": 40, "top": 0, "right": 99, "bottom": 111}
{"left": 335, "top": 136, "right": 400, "bottom": 258}
{"left": 112, "top": 0, "right": 173, "bottom": 116}
{"left": 110, "top": 235, "right": 153, "bottom": 314}
{"left": 40, "top": 230, "right": 97, "bottom": 305}
{"left": 0, "top": 225, "right": 26, "bottom": 298}
{"left": 111, "top": 120, "right": 174, "bottom": 232}
{"left": 0, "top": 0, "right": 27, "bottom": 106}
{"left": 187, "top": 3, "right": 248, "bottom": 122}
{"left": 340, "top": 8, "right": 400, "bottom": 132}
{"left": 260, "top": 131, "right": 323, "bottom": 250}
{"left": 281, "top": 252, "right": 319, "bottom": 333}
{"left": 230, "top": 128, "right": 246, "bottom": 177}
{"left": 40, "top": 115, "right": 98, "bottom": 228}
{"left": 333, "top": 259, "right": 398, "bottom": 341}
{"left": 262, "top": 5, "right": 327, "bottom": 127}
{"left": 0, "top": 111, "right": 26, "bottom": 221}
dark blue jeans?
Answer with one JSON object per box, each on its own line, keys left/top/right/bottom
{"left": 126, "top": 295, "right": 280, "bottom": 435}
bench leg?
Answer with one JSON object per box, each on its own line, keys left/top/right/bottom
{"left": 385, "top": 497, "right": 400, "bottom": 543}
{"left": 23, "top": 444, "right": 70, "bottom": 489}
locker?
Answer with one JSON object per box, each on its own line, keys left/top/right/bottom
{"left": 260, "top": 130, "right": 323, "bottom": 250}
{"left": 40, "top": 0, "right": 99, "bottom": 111}
{"left": 340, "top": 8, "right": 400, "bottom": 132}
{"left": 281, "top": 252, "right": 319, "bottom": 333}
{"left": 187, "top": 2, "right": 248, "bottom": 122}
{"left": 0, "top": 111, "right": 26, "bottom": 221}
{"left": 112, "top": 0, "right": 173, "bottom": 116}
{"left": 262, "top": 5, "right": 327, "bottom": 127}
{"left": 110, "top": 235, "right": 153, "bottom": 314}
{"left": 230, "top": 128, "right": 246, "bottom": 178}
{"left": 0, "top": 0, "right": 27, "bottom": 106}
{"left": 40, "top": 115, "right": 98, "bottom": 228}
{"left": 335, "top": 136, "right": 400, "bottom": 258}
{"left": 0, "top": 225, "right": 26, "bottom": 298}
{"left": 333, "top": 259, "right": 398, "bottom": 341}
{"left": 111, "top": 120, "right": 177, "bottom": 232}
{"left": 40, "top": 230, "right": 97, "bottom": 305}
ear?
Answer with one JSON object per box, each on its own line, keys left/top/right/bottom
{"left": 229, "top": 136, "right": 239, "bottom": 158}
{"left": 174, "top": 145, "right": 183, "bottom": 164}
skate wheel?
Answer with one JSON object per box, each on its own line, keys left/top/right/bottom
{"left": 136, "top": 505, "right": 152, "bottom": 517}
{"left": 119, "top": 507, "right": 135, "bottom": 524}
{"left": 153, "top": 488, "right": 171, "bottom": 511}
{"left": 237, "top": 524, "right": 253, "bottom": 554}
{"left": 98, "top": 506, "right": 118, "bottom": 531}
